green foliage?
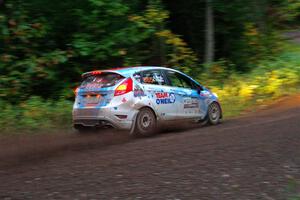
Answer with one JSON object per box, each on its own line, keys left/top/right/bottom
{"left": 270, "top": 0, "right": 300, "bottom": 27}
{"left": 73, "top": 0, "right": 134, "bottom": 61}
{"left": 286, "top": 176, "right": 300, "bottom": 200}
{"left": 202, "top": 44, "right": 300, "bottom": 117}
{"left": 129, "top": 3, "right": 198, "bottom": 73}
{"left": 0, "top": 0, "right": 300, "bottom": 133}
{"left": 164, "top": 0, "right": 300, "bottom": 69}
{"left": 237, "top": 23, "right": 281, "bottom": 69}
{"left": 72, "top": 0, "right": 198, "bottom": 71}
{"left": 0, "top": 0, "right": 200, "bottom": 105}
{"left": 0, "top": 97, "right": 72, "bottom": 134}
{"left": 0, "top": 1, "right": 69, "bottom": 102}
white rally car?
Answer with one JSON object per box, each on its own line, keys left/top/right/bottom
{"left": 73, "top": 66, "right": 222, "bottom": 136}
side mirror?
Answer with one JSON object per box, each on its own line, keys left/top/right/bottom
{"left": 197, "top": 86, "right": 203, "bottom": 94}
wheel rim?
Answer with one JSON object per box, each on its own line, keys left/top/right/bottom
{"left": 209, "top": 103, "right": 220, "bottom": 121}
{"left": 141, "top": 113, "right": 152, "bottom": 129}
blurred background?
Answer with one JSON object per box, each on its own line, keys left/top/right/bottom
{"left": 0, "top": 0, "right": 299, "bottom": 133}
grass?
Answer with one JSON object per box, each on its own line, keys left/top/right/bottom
{"left": 286, "top": 177, "right": 300, "bottom": 200}
{"left": 0, "top": 97, "right": 73, "bottom": 134}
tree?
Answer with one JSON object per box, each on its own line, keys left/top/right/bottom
{"left": 205, "top": 0, "right": 215, "bottom": 64}
{"left": 0, "top": 0, "right": 69, "bottom": 102}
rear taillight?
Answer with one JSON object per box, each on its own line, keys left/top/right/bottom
{"left": 74, "top": 87, "right": 79, "bottom": 95}
{"left": 91, "top": 70, "right": 102, "bottom": 75}
{"left": 114, "top": 78, "right": 133, "bottom": 96}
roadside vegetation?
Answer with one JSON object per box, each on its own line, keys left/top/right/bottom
{"left": 203, "top": 43, "right": 300, "bottom": 117}
{"left": 0, "top": 0, "right": 300, "bottom": 134}
{"left": 286, "top": 176, "right": 300, "bottom": 200}
{"left": 1, "top": 43, "right": 299, "bottom": 134}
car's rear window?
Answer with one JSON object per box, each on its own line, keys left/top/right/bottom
{"left": 81, "top": 73, "right": 124, "bottom": 88}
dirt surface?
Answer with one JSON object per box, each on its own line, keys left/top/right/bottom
{"left": 0, "top": 95, "right": 300, "bottom": 200}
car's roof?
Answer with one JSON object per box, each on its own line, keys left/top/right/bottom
{"left": 83, "top": 66, "right": 179, "bottom": 77}
{"left": 110, "top": 66, "right": 176, "bottom": 75}
{"left": 82, "top": 66, "right": 202, "bottom": 86}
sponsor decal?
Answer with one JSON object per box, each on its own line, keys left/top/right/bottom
{"left": 85, "top": 83, "right": 100, "bottom": 91}
{"left": 122, "top": 97, "right": 127, "bottom": 103}
{"left": 184, "top": 98, "right": 199, "bottom": 109}
{"left": 133, "top": 86, "right": 146, "bottom": 97}
{"left": 133, "top": 74, "right": 142, "bottom": 83}
{"left": 155, "top": 92, "right": 176, "bottom": 104}
{"left": 200, "top": 90, "right": 211, "bottom": 97}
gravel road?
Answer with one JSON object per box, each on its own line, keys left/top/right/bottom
{"left": 0, "top": 95, "right": 299, "bottom": 200}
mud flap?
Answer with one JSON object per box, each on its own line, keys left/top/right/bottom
{"left": 129, "top": 112, "right": 138, "bottom": 136}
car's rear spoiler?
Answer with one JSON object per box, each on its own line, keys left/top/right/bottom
{"left": 81, "top": 70, "right": 124, "bottom": 79}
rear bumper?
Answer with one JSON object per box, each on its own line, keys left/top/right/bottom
{"left": 72, "top": 107, "right": 135, "bottom": 130}
{"left": 73, "top": 118, "right": 132, "bottom": 130}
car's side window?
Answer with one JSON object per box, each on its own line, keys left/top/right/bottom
{"left": 141, "top": 70, "right": 166, "bottom": 85}
{"left": 165, "top": 70, "right": 194, "bottom": 89}
{"left": 133, "top": 72, "right": 142, "bottom": 83}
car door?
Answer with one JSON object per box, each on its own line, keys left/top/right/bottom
{"left": 163, "top": 69, "right": 204, "bottom": 119}
{"left": 140, "top": 69, "right": 178, "bottom": 120}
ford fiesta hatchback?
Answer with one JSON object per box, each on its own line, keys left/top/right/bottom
{"left": 73, "top": 66, "right": 222, "bottom": 136}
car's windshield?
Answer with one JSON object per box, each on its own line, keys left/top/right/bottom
{"left": 81, "top": 73, "right": 124, "bottom": 88}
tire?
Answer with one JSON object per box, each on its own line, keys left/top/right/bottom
{"left": 207, "top": 102, "right": 221, "bottom": 125}
{"left": 132, "top": 108, "right": 157, "bottom": 137}
{"left": 197, "top": 117, "right": 209, "bottom": 127}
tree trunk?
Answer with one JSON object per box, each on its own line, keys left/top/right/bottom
{"left": 205, "top": 0, "right": 214, "bottom": 64}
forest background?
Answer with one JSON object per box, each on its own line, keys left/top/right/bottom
{"left": 0, "top": 0, "right": 300, "bottom": 133}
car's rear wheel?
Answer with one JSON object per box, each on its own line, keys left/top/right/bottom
{"left": 132, "top": 108, "right": 157, "bottom": 137}
{"left": 208, "top": 102, "right": 221, "bottom": 125}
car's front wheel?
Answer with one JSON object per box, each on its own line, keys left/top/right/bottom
{"left": 208, "top": 102, "right": 221, "bottom": 125}
{"left": 132, "top": 108, "right": 157, "bottom": 137}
